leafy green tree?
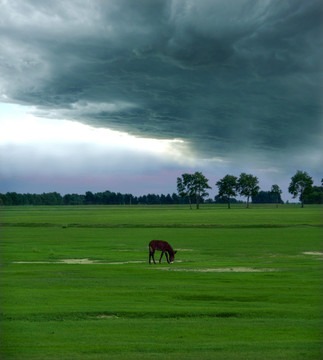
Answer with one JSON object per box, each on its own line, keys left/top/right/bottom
{"left": 165, "top": 194, "right": 173, "bottom": 204}
{"left": 271, "top": 184, "right": 283, "bottom": 208}
{"left": 252, "top": 190, "right": 283, "bottom": 205}
{"left": 177, "top": 172, "right": 211, "bottom": 209}
{"left": 288, "top": 170, "right": 313, "bottom": 207}
{"left": 237, "top": 173, "right": 259, "bottom": 208}
{"left": 191, "top": 172, "right": 212, "bottom": 209}
{"left": 85, "top": 191, "right": 95, "bottom": 204}
{"left": 41, "top": 192, "right": 62, "bottom": 205}
{"left": 177, "top": 173, "right": 194, "bottom": 209}
{"left": 62, "top": 193, "right": 84, "bottom": 205}
{"left": 216, "top": 174, "right": 238, "bottom": 209}
{"left": 303, "top": 186, "right": 323, "bottom": 204}
{"left": 171, "top": 193, "right": 181, "bottom": 204}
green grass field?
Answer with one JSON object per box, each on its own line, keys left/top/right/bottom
{"left": 1, "top": 205, "right": 322, "bottom": 359}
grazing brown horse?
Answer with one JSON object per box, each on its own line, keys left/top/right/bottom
{"left": 149, "top": 240, "right": 177, "bottom": 264}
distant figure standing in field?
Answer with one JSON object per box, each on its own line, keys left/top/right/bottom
{"left": 149, "top": 240, "right": 177, "bottom": 264}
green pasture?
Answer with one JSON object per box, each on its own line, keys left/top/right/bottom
{"left": 1, "top": 204, "right": 321, "bottom": 227}
{"left": 0, "top": 205, "right": 322, "bottom": 359}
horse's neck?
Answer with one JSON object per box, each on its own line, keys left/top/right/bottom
{"left": 166, "top": 245, "right": 174, "bottom": 254}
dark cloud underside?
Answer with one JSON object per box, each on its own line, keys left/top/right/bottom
{"left": 1, "top": 0, "right": 322, "bottom": 163}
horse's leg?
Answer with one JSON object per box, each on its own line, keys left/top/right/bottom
{"left": 149, "top": 246, "right": 156, "bottom": 264}
{"left": 165, "top": 252, "right": 169, "bottom": 264}
{"left": 159, "top": 251, "right": 164, "bottom": 263}
{"left": 151, "top": 250, "right": 156, "bottom": 264}
{"left": 149, "top": 246, "right": 152, "bottom": 264}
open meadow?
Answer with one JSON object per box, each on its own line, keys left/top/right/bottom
{"left": 0, "top": 204, "right": 322, "bottom": 359}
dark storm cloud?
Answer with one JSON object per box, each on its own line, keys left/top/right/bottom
{"left": 1, "top": 0, "right": 322, "bottom": 164}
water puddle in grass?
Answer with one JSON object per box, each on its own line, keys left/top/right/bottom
{"left": 152, "top": 267, "right": 278, "bottom": 273}
{"left": 302, "top": 251, "right": 323, "bottom": 259}
{"left": 61, "top": 259, "right": 99, "bottom": 264}
{"left": 13, "top": 259, "right": 145, "bottom": 265}
{"left": 95, "top": 314, "right": 119, "bottom": 319}
{"left": 302, "top": 251, "right": 323, "bottom": 256}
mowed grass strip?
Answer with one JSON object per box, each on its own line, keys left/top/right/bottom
{"left": 0, "top": 205, "right": 322, "bottom": 359}
{"left": 1, "top": 204, "right": 322, "bottom": 227}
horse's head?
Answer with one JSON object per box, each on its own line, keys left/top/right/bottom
{"left": 169, "top": 251, "right": 177, "bottom": 263}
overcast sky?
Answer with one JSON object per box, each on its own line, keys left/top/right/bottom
{"left": 0, "top": 0, "right": 322, "bottom": 201}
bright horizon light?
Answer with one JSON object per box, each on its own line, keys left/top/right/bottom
{"left": 0, "top": 103, "right": 185, "bottom": 155}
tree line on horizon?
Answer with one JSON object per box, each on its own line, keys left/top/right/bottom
{"left": 0, "top": 170, "right": 321, "bottom": 207}
{"left": 177, "top": 170, "right": 322, "bottom": 209}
